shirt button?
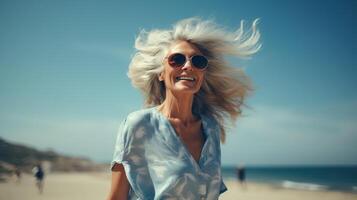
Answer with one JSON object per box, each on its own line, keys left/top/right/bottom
{"left": 199, "top": 184, "right": 206, "bottom": 200}
{"left": 199, "top": 184, "right": 206, "bottom": 195}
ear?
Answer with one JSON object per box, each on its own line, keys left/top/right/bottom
{"left": 158, "top": 72, "right": 164, "bottom": 81}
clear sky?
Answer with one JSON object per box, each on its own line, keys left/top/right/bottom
{"left": 1, "top": 0, "right": 356, "bottom": 166}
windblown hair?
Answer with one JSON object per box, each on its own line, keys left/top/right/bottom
{"left": 128, "top": 17, "right": 261, "bottom": 142}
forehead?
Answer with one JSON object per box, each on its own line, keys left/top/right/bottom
{"left": 168, "top": 40, "right": 202, "bottom": 56}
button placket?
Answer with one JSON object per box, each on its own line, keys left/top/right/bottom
{"left": 198, "top": 183, "right": 207, "bottom": 200}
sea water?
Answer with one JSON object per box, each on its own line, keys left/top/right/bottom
{"left": 221, "top": 166, "right": 357, "bottom": 193}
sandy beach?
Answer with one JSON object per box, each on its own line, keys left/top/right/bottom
{"left": 1, "top": 172, "right": 356, "bottom": 200}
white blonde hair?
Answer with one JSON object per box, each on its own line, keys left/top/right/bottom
{"left": 128, "top": 17, "right": 261, "bottom": 142}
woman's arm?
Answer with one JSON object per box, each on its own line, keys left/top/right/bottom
{"left": 107, "top": 163, "right": 130, "bottom": 200}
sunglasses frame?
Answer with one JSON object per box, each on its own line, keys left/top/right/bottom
{"left": 165, "top": 53, "right": 209, "bottom": 71}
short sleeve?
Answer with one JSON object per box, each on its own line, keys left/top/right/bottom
{"left": 109, "top": 111, "right": 155, "bottom": 199}
{"left": 110, "top": 118, "right": 128, "bottom": 170}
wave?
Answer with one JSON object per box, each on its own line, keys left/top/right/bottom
{"left": 281, "top": 180, "right": 328, "bottom": 191}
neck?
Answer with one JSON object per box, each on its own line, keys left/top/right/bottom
{"left": 158, "top": 91, "right": 196, "bottom": 124}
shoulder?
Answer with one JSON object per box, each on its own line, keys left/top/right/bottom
{"left": 114, "top": 107, "right": 157, "bottom": 150}
{"left": 118, "top": 107, "right": 158, "bottom": 139}
{"left": 124, "top": 107, "right": 156, "bottom": 127}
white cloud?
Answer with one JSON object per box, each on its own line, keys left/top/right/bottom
{"left": 222, "top": 102, "right": 357, "bottom": 166}
{"left": 2, "top": 101, "right": 357, "bottom": 165}
{"left": 0, "top": 113, "right": 123, "bottom": 162}
{"left": 238, "top": 104, "right": 356, "bottom": 136}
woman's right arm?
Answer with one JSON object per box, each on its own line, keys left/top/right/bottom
{"left": 107, "top": 163, "right": 130, "bottom": 200}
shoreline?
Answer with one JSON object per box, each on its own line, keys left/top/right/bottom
{"left": 0, "top": 172, "right": 356, "bottom": 200}
{"left": 221, "top": 180, "right": 357, "bottom": 200}
{"left": 223, "top": 177, "right": 357, "bottom": 194}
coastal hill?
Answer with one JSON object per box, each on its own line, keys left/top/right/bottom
{"left": 0, "top": 137, "right": 108, "bottom": 175}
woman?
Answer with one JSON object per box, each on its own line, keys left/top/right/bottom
{"left": 107, "top": 17, "right": 261, "bottom": 200}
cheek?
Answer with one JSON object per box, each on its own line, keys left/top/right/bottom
{"left": 163, "top": 69, "right": 177, "bottom": 85}
{"left": 197, "top": 73, "right": 205, "bottom": 86}
{"left": 161, "top": 66, "right": 173, "bottom": 80}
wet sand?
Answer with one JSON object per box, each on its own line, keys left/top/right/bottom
{"left": 0, "top": 172, "right": 356, "bottom": 200}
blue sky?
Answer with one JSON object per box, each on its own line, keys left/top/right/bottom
{"left": 0, "top": 0, "right": 356, "bottom": 166}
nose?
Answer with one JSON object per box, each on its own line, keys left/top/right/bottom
{"left": 181, "top": 59, "right": 193, "bottom": 71}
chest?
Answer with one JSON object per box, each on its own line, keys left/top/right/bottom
{"left": 169, "top": 121, "right": 205, "bottom": 163}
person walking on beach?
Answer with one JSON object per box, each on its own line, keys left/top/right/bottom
{"left": 236, "top": 165, "right": 247, "bottom": 189}
{"left": 32, "top": 163, "right": 45, "bottom": 194}
{"left": 107, "top": 17, "right": 261, "bottom": 200}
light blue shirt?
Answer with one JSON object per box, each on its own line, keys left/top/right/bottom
{"left": 111, "top": 107, "right": 227, "bottom": 200}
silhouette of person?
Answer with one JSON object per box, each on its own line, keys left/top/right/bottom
{"left": 32, "top": 163, "right": 45, "bottom": 194}
{"left": 236, "top": 165, "right": 247, "bottom": 189}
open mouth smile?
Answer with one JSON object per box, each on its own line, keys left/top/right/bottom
{"left": 175, "top": 76, "right": 195, "bottom": 81}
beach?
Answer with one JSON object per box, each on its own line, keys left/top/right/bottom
{"left": 0, "top": 172, "right": 356, "bottom": 200}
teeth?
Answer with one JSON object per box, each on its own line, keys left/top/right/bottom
{"left": 176, "top": 76, "right": 195, "bottom": 81}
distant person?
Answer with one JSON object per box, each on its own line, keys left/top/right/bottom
{"left": 236, "top": 165, "right": 247, "bottom": 189}
{"left": 107, "top": 17, "right": 261, "bottom": 199}
{"left": 14, "top": 167, "right": 21, "bottom": 184}
{"left": 32, "top": 163, "right": 45, "bottom": 194}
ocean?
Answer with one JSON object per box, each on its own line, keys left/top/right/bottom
{"left": 221, "top": 166, "right": 357, "bottom": 193}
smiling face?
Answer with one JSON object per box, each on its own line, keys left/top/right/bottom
{"left": 159, "top": 40, "right": 206, "bottom": 96}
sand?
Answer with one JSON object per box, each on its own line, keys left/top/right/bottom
{"left": 0, "top": 172, "right": 356, "bottom": 200}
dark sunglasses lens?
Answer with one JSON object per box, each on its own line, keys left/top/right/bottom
{"left": 192, "top": 55, "right": 208, "bottom": 69}
{"left": 169, "top": 54, "right": 186, "bottom": 67}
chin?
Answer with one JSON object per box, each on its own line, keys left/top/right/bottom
{"left": 173, "top": 86, "right": 200, "bottom": 95}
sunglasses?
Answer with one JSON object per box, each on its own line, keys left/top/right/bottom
{"left": 166, "top": 53, "right": 208, "bottom": 70}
